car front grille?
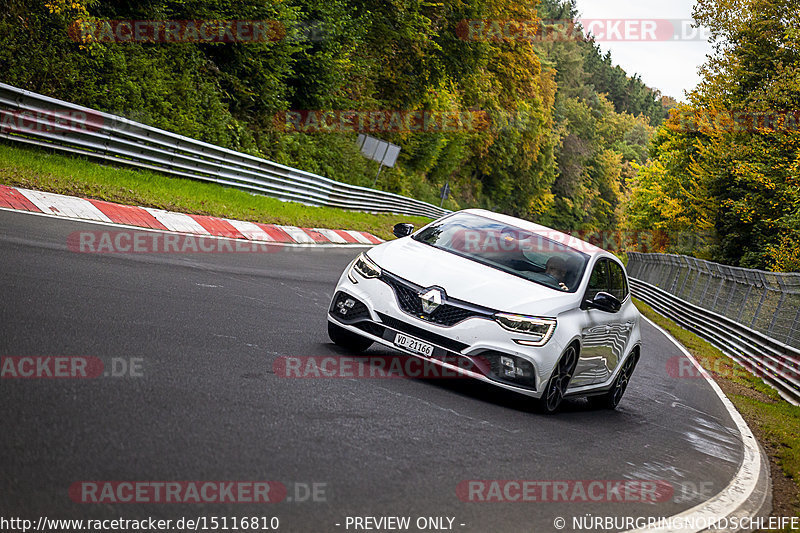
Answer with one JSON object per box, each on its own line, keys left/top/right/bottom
{"left": 379, "top": 271, "right": 495, "bottom": 327}
{"left": 381, "top": 275, "right": 422, "bottom": 314}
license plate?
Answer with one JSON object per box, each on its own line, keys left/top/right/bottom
{"left": 393, "top": 333, "right": 434, "bottom": 357}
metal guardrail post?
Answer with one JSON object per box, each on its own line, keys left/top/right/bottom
{"left": 678, "top": 256, "right": 692, "bottom": 297}
{"left": 738, "top": 283, "right": 753, "bottom": 323}
{"left": 668, "top": 257, "right": 680, "bottom": 293}
{"left": 770, "top": 277, "right": 787, "bottom": 338}
{"left": 699, "top": 262, "right": 713, "bottom": 304}
{"left": 722, "top": 268, "right": 738, "bottom": 317}
{"left": 690, "top": 258, "right": 704, "bottom": 301}
{"left": 752, "top": 283, "right": 768, "bottom": 329}
{"left": 711, "top": 264, "right": 725, "bottom": 311}
{"left": 791, "top": 305, "right": 800, "bottom": 346}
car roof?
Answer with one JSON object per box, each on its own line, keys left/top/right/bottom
{"left": 459, "top": 208, "right": 607, "bottom": 256}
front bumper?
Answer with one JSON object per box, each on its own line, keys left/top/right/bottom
{"left": 328, "top": 269, "right": 569, "bottom": 399}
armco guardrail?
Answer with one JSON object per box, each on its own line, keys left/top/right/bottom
{"left": 627, "top": 252, "right": 800, "bottom": 405}
{"left": 0, "top": 83, "right": 450, "bottom": 219}
{"left": 627, "top": 252, "right": 800, "bottom": 348}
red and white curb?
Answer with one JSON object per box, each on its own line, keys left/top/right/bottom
{"left": 0, "top": 185, "right": 383, "bottom": 246}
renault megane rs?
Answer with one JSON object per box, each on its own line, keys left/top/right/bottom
{"left": 327, "top": 209, "right": 641, "bottom": 413}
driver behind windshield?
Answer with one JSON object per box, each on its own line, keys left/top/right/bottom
{"left": 545, "top": 256, "right": 569, "bottom": 291}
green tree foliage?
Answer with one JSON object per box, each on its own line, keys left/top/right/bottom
{"left": 624, "top": 108, "right": 716, "bottom": 255}
{"left": 534, "top": 0, "right": 660, "bottom": 230}
{"left": 624, "top": 0, "right": 800, "bottom": 271}
{"left": 1, "top": 0, "right": 664, "bottom": 231}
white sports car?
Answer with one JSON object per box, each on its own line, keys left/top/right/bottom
{"left": 327, "top": 209, "right": 641, "bottom": 413}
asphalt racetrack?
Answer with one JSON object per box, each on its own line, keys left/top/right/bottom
{"left": 0, "top": 209, "right": 745, "bottom": 532}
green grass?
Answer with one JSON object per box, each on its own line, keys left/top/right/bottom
{"left": 634, "top": 298, "right": 800, "bottom": 521}
{"left": 0, "top": 142, "right": 431, "bottom": 240}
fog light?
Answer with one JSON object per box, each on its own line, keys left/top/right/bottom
{"left": 501, "top": 355, "right": 534, "bottom": 380}
{"left": 515, "top": 360, "right": 533, "bottom": 378}
{"left": 481, "top": 352, "right": 537, "bottom": 390}
{"left": 500, "top": 355, "right": 515, "bottom": 377}
{"left": 336, "top": 298, "right": 356, "bottom": 315}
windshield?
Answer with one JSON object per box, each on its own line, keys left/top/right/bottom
{"left": 412, "top": 213, "right": 589, "bottom": 293}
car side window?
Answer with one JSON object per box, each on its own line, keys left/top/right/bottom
{"left": 586, "top": 259, "right": 609, "bottom": 301}
{"left": 608, "top": 261, "right": 629, "bottom": 301}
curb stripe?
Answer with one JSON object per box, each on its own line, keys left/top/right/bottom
{"left": 276, "top": 225, "right": 316, "bottom": 244}
{"left": 299, "top": 228, "right": 331, "bottom": 243}
{"left": 89, "top": 200, "right": 168, "bottom": 230}
{"left": 342, "top": 230, "right": 374, "bottom": 245}
{"left": 313, "top": 228, "right": 348, "bottom": 244}
{"left": 225, "top": 219, "right": 275, "bottom": 241}
{"left": 189, "top": 215, "right": 245, "bottom": 239}
{"left": 255, "top": 223, "right": 294, "bottom": 243}
{"left": 360, "top": 232, "right": 383, "bottom": 245}
{"left": 0, "top": 185, "right": 40, "bottom": 212}
{"left": 143, "top": 208, "right": 210, "bottom": 235}
{"left": 0, "top": 185, "right": 384, "bottom": 247}
{"left": 331, "top": 230, "right": 360, "bottom": 244}
{"left": 19, "top": 189, "right": 112, "bottom": 223}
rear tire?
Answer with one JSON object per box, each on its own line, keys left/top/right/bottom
{"left": 589, "top": 352, "right": 639, "bottom": 410}
{"left": 536, "top": 345, "right": 578, "bottom": 414}
{"left": 328, "top": 321, "right": 373, "bottom": 353}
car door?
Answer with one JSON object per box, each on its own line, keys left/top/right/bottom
{"left": 572, "top": 258, "right": 633, "bottom": 386}
{"left": 606, "top": 260, "right": 636, "bottom": 377}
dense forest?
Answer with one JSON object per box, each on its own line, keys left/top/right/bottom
{"left": 624, "top": 0, "right": 800, "bottom": 271}
{"left": 8, "top": 0, "right": 792, "bottom": 271}
{"left": 0, "top": 0, "right": 668, "bottom": 234}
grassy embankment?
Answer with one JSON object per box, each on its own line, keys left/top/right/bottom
{"left": 0, "top": 143, "right": 431, "bottom": 240}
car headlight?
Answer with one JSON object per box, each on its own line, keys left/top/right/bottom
{"left": 347, "top": 252, "right": 382, "bottom": 283}
{"left": 494, "top": 313, "right": 556, "bottom": 346}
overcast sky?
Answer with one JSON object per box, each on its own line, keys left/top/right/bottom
{"left": 571, "top": 0, "right": 714, "bottom": 101}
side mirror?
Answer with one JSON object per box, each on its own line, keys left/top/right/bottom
{"left": 584, "top": 291, "right": 621, "bottom": 313}
{"left": 393, "top": 223, "right": 415, "bottom": 238}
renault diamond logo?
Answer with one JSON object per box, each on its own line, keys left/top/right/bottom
{"left": 419, "top": 288, "right": 443, "bottom": 314}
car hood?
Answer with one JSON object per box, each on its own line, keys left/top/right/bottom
{"left": 367, "top": 238, "right": 581, "bottom": 317}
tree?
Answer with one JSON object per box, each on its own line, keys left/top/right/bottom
{"left": 625, "top": 0, "right": 800, "bottom": 270}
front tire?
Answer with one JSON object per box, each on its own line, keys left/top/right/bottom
{"left": 589, "top": 352, "right": 639, "bottom": 410}
{"left": 328, "top": 321, "right": 373, "bottom": 353}
{"left": 537, "top": 345, "right": 578, "bottom": 414}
